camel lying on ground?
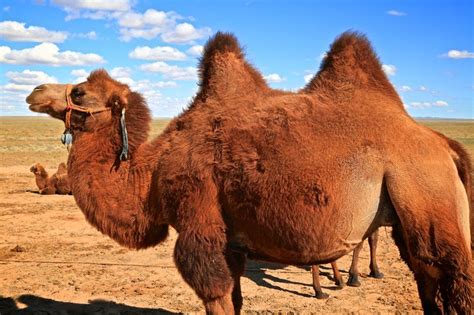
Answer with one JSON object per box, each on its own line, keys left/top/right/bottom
{"left": 29, "top": 162, "right": 71, "bottom": 195}
{"left": 26, "top": 31, "right": 472, "bottom": 314}
{"left": 312, "top": 229, "right": 382, "bottom": 298}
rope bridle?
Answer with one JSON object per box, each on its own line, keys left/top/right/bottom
{"left": 62, "top": 84, "right": 129, "bottom": 160}
{"left": 64, "top": 84, "right": 111, "bottom": 130}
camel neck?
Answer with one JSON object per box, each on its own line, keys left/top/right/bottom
{"left": 66, "top": 128, "right": 169, "bottom": 249}
{"left": 35, "top": 173, "right": 48, "bottom": 190}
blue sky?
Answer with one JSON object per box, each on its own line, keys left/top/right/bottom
{"left": 0, "top": 0, "right": 472, "bottom": 118}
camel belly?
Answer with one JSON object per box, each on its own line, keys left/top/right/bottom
{"left": 225, "top": 174, "right": 388, "bottom": 265}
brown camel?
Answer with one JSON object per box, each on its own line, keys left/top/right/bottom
{"left": 30, "top": 162, "right": 71, "bottom": 195}
{"left": 26, "top": 32, "right": 472, "bottom": 314}
{"left": 312, "top": 229, "right": 382, "bottom": 299}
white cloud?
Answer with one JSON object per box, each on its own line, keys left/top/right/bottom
{"left": 53, "top": 0, "right": 131, "bottom": 21}
{"left": 118, "top": 77, "right": 182, "bottom": 117}
{"left": 0, "top": 21, "right": 68, "bottom": 43}
{"left": 129, "top": 46, "right": 186, "bottom": 61}
{"left": 433, "top": 100, "right": 448, "bottom": 107}
{"left": 399, "top": 85, "right": 412, "bottom": 92}
{"left": 140, "top": 61, "right": 197, "bottom": 80}
{"left": 442, "top": 50, "right": 474, "bottom": 59}
{"left": 129, "top": 78, "right": 177, "bottom": 91}
{"left": 387, "top": 10, "right": 407, "bottom": 16}
{"left": 304, "top": 74, "right": 313, "bottom": 83}
{"left": 382, "top": 64, "right": 397, "bottom": 76}
{"left": 264, "top": 73, "right": 285, "bottom": 83}
{"left": 419, "top": 86, "right": 428, "bottom": 92}
{"left": 74, "top": 31, "right": 97, "bottom": 40}
{"left": 120, "top": 27, "right": 164, "bottom": 41}
{"left": 118, "top": 9, "right": 180, "bottom": 28}
{"left": 118, "top": 9, "right": 183, "bottom": 42}
{"left": 0, "top": 70, "right": 58, "bottom": 114}
{"left": 410, "top": 102, "right": 432, "bottom": 109}
{"left": 0, "top": 43, "right": 105, "bottom": 66}
{"left": 6, "top": 70, "right": 57, "bottom": 86}
{"left": 110, "top": 67, "right": 132, "bottom": 78}
{"left": 70, "top": 69, "right": 88, "bottom": 83}
{"left": 187, "top": 45, "right": 204, "bottom": 57}
{"left": 161, "top": 23, "right": 212, "bottom": 44}
{"left": 410, "top": 100, "right": 449, "bottom": 109}
{"left": 50, "top": 3, "right": 211, "bottom": 45}
{"left": 71, "top": 69, "right": 88, "bottom": 77}
{"left": 53, "top": 0, "right": 131, "bottom": 11}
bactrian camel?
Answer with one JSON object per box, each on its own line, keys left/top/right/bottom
{"left": 29, "top": 162, "right": 71, "bottom": 195}
{"left": 26, "top": 32, "right": 472, "bottom": 314}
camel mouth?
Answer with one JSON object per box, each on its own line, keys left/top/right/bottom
{"left": 28, "top": 102, "right": 52, "bottom": 113}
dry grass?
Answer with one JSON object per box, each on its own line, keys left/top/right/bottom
{"left": 0, "top": 117, "right": 472, "bottom": 167}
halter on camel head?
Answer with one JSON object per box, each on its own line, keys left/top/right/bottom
{"left": 62, "top": 84, "right": 129, "bottom": 161}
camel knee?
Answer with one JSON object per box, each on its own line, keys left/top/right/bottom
{"left": 174, "top": 232, "right": 233, "bottom": 302}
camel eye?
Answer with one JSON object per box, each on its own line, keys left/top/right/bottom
{"left": 72, "top": 88, "right": 85, "bottom": 98}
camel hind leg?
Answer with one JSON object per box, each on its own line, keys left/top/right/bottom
{"left": 385, "top": 169, "right": 473, "bottom": 313}
{"left": 368, "top": 229, "right": 383, "bottom": 279}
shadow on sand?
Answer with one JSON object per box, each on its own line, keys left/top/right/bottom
{"left": 0, "top": 295, "right": 180, "bottom": 315}
{"left": 244, "top": 260, "right": 350, "bottom": 298}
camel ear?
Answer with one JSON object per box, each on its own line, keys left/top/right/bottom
{"left": 197, "top": 32, "right": 268, "bottom": 98}
{"left": 107, "top": 89, "right": 129, "bottom": 113}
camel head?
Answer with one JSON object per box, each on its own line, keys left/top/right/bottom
{"left": 29, "top": 163, "right": 47, "bottom": 177}
{"left": 27, "top": 69, "right": 151, "bottom": 159}
{"left": 26, "top": 69, "right": 132, "bottom": 129}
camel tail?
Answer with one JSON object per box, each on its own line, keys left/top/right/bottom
{"left": 431, "top": 130, "right": 473, "bottom": 254}
{"left": 445, "top": 136, "right": 473, "bottom": 254}
{"left": 304, "top": 31, "right": 400, "bottom": 100}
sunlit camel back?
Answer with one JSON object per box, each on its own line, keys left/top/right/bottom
{"left": 26, "top": 31, "right": 472, "bottom": 314}
{"left": 30, "top": 162, "right": 71, "bottom": 195}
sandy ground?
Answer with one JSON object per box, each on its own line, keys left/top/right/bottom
{"left": 0, "top": 164, "right": 423, "bottom": 314}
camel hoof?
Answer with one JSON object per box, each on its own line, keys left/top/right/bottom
{"left": 334, "top": 280, "right": 345, "bottom": 289}
{"left": 369, "top": 271, "right": 384, "bottom": 279}
{"left": 347, "top": 275, "right": 361, "bottom": 287}
{"left": 315, "top": 291, "right": 329, "bottom": 299}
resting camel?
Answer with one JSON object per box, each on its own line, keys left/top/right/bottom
{"left": 26, "top": 32, "right": 472, "bottom": 313}
{"left": 312, "top": 229, "right": 382, "bottom": 298}
{"left": 29, "top": 162, "right": 71, "bottom": 195}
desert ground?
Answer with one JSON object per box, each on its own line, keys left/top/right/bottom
{"left": 0, "top": 117, "right": 472, "bottom": 314}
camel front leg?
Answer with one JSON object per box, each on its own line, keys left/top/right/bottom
{"left": 226, "top": 250, "right": 246, "bottom": 314}
{"left": 174, "top": 230, "right": 234, "bottom": 314}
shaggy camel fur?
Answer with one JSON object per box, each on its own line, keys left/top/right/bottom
{"left": 26, "top": 32, "right": 472, "bottom": 314}
{"left": 30, "top": 162, "right": 71, "bottom": 195}
{"left": 312, "top": 229, "right": 383, "bottom": 298}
